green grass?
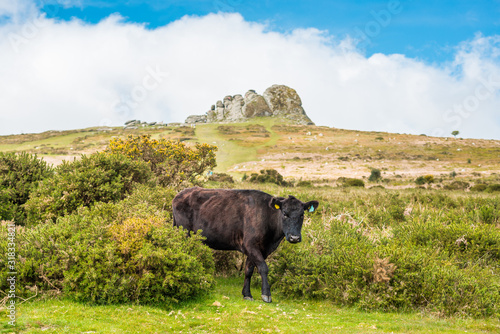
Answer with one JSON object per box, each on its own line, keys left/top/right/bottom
{"left": 194, "top": 118, "right": 282, "bottom": 173}
{"left": 4, "top": 277, "right": 499, "bottom": 334}
{"left": 0, "top": 132, "right": 91, "bottom": 152}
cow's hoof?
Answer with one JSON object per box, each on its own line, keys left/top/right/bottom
{"left": 261, "top": 295, "right": 272, "bottom": 303}
{"left": 243, "top": 296, "right": 254, "bottom": 301}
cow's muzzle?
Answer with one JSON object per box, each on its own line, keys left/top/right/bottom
{"left": 288, "top": 235, "right": 301, "bottom": 243}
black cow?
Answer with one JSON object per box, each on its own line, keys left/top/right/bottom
{"left": 172, "top": 187, "right": 319, "bottom": 303}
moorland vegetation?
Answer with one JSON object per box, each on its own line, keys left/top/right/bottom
{"left": 1, "top": 124, "right": 500, "bottom": 332}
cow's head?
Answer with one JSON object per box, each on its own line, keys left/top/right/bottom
{"left": 269, "top": 195, "right": 319, "bottom": 243}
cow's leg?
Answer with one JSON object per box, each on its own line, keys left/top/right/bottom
{"left": 256, "top": 259, "right": 272, "bottom": 303}
{"left": 246, "top": 251, "right": 272, "bottom": 303}
{"left": 242, "top": 257, "right": 255, "bottom": 301}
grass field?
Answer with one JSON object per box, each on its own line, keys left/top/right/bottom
{"left": 4, "top": 277, "right": 500, "bottom": 334}
{"left": 194, "top": 118, "right": 281, "bottom": 172}
{"left": 1, "top": 119, "right": 500, "bottom": 333}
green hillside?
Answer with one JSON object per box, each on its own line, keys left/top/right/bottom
{"left": 1, "top": 118, "right": 499, "bottom": 187}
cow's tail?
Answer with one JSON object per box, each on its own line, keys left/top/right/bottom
{"left": 172, "top": 209, "right": 178, "bottom": 227}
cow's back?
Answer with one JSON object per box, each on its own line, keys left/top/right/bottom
{"left": 172, "top": 187, "right": 278, "bottom": 251}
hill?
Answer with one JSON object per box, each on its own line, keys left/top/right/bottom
{"left": 1, "top": 118, "right": 499, "bottom": 188}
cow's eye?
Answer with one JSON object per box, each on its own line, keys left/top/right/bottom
{"left": 283, "top": 212, "right": 289, "bottom": 218}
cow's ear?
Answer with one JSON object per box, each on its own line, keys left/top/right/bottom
{"left": 304, "top": 201, "right": 319, "bottom": 213}
{"left": 269, "top": 197, "right": 284, "bottom": 210}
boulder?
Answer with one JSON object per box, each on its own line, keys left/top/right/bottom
{"left": 215, "top": 100, "right": 225, "bottom": 121}
{"left": 185, "top": 115, "right": 207, "bottom": 124}
{"left": 223, "top": 94, "right": 245, "bottom": 122}
{"left": 262, "top": 85, "right": 313, "bottom": 125}
{"left": 242, "top": 90, "right": 272, "bottom": 117}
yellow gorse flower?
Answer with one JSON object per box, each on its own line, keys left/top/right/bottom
{"left": 106, "top": 135, "right": 217, "bottom": 186}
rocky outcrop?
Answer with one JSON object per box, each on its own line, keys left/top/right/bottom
{"left": 243, "top": 90, "right": 272, "bottom": 118}
{"left": 223, "top": 94, "right": 245, "bottom": 122}
{"left": 185, "top": 85, "right": 314, "bottom": 125}
{"left": 263, "top": 85, "right": 305, "bottom": 116}
{"left": 185, "top": 115, "right": 207, "bottom": 124}
{"left": 124, "top": 120, "right": 164, "bottom": 128}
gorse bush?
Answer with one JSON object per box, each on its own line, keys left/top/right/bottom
{"left": 265, "top": 188, "right": 500, "bottom": 317}
{"left": 208, "top": 172, "right": 234, "bottom": 183}
{"left": 0, "top": 186, "right": 214, "bottom": 305}
{"left": 415, "top": 175, "right": 434, "bottom": 185}
{"left": 212, "top": 250, "right": 245, "bottom": 277}
{"left": 249, "top": 169, "right": 291, "bottom": 186}
{"left": 269, "top": 217, "right": 375, "bottom": 304}
{"left": 338, "top": 177, "right": 365, "bottom": 187}
{"left": 470, "top": 184, "right": 488, "bottom": 192}
{"left": 485, "top": 184, "right": 500, "bottom": 192}
{"left": 444, "top": 180, "right": 469, "bottom": 190}
{"left": 268, "top": 213, "right": 500, "bottom": 317}
{"left": 0, "top": 152, "right": 53, "bottom": 223}
{"left": 476, "top": 205, "right": 500, "bottom": 224}
{"left": 24, "top": 153, "right": 152, "bottom": 225}
{"left": 0, "top": 137, "right": 218, "bottom": 305}
{"left": 373, "top": 243, "right": 500, "bottom": 317}
{"left": 368, "top": 168, "right": 381, "bottom": 182}
{"left": 109, "top": 216, "right": 166, "bottom": 255}
{"left": 106, "top": 135, "right": 217, "bottom": 186}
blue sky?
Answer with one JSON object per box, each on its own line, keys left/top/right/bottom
{"left": 40, "top": 0, "right": 500, "bottom": 64}
{"left": 0, "top": 0, "right": 499, "bottom": 138}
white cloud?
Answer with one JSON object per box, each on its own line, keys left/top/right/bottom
{"left": 0, "top": 0, "right": 38, "bottom": 22}
{"left": 0, "top": 6, "right": 499, "bottom": 139}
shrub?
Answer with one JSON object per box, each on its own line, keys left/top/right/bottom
{"left": 296, "top": 180, "right": 313, "bottom": 187}
{"left": 208, "top": 172, "right": 234, "bottom": 183}
{"left": 388, "top": 205, "right": 406, "bottom": 222}
{"left": 415, "top": 176, "right": 426, "bottom": 185}
{"left": 120, "top": 183, "right": 177, "bottom": 213}
{"left": 106, "top": 135, "right": 217, "bottom": 186}
{"left": 423, "top": 175, "right": 434, "bottom": 183}
{"left": 0, "top": 152, "right": 53, "bottom": 223}
{"left": 395, "top": 219, "right": 500, "bottom": 264}
{"left": 249, "top": 169, "right": 291, "bottom": 186}
{"left": 470, "top": 184, "right": 487, "bottom": 192}
{"left": 338, "top": 177, "right": 365, "bottom": 187}
{"left": 212, "top": 250, "right": 245, "bottom": 277}
{"left": 477, "top": 205, "right": 500, "bottom": 225}
{"left": 368, "top": 168, "right": 381, "bottom": 182}
{"left": 415, "top": 175, "right": 434, "bottom": 185}
{"left": 0, "top": 189, "right": 215, "bottom": 305}
{"left": 371, "top": 243, "right": 500, "bottom": 316}
{"left": 269, "top": 218, "right": 375, "bottom": 304}
{"left": 269, "top": 213, "right": 500, "bottom": 317}
{"left": 485, "top": 184, "right": 500, "bottom": 193}
{"left": 24, "top": 153, "right": 152, "bottom": 225}
{"left": 443, "top": 180, "right": 469, "bottom": 190}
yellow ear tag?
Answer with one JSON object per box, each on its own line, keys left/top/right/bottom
{"left": 274, "top": 204, "right": 280, "bottom": 210}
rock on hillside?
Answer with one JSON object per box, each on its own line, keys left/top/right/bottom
{"left": 185, "top": 85, "right": 314, "bottom": 125}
